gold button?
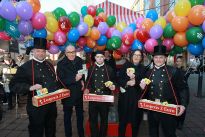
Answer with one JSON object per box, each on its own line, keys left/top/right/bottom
{"left": 42, "top": 75, "right": 45, "bottom": 78}
{"left": 160, "top": 81, "right": 163, "bottom": 83}
{"left": 151, "top": 92, "right": 153, "bottom": 95}
{"left": 152, "top": 74, "right": 154, "bottom": 76}
{"left": 40, "top": 69, "right": 42, "bottom": 71}
{"left": 163, "top": 69, "right": 165, "bottom": 71}
{"left": 151, "top": 86, "right": 153, "bottom": 89}
{"left": 161, "top": 75, "right": 164, "bottom": 77}
{"left": 159, "top": 94, "right": 162, "bottom": 97}
{"left": 160, "top": 88, "right": 162, "bottom": 90}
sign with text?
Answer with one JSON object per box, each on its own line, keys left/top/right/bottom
{"left": 83, "top": 94, "right": 114, "bottom": 102}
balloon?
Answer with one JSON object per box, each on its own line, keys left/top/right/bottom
{"left": 162, "top": 39, "right": 174, "bottom": 51}
{"left": 165, "top": 9, "right": 176, "bottom": 23}
{"left": 98, "top": 22, "right": 109, "bottom": 35}
{"left": 173, "top": 32, "right": 188, "bottom": 47}
{"left": 68, "top": 12, "right": 80, "bottom": 27}
{"left": 85, "top": 27, "right": 91, "bottom": 36}
{"left": 44, "top": 11, "right": 55, "bottom": 18}
{"left": 46, "top": 17, "right": 58, "bottom": 33}
{"left": 87, "top": 37, "right": 96, "bottom": 48}
{"left": 188, "top": 5, "right": 205, "bottom": 25}
{"left": 136, "top": 17, "right": 144, "bottom": 28}
{"left": 96, "top": 45, "right": 106, "bottom": 51}
{"left": 98, "top": 12, "right": 107, "bottom": 22}
{"left": 110, "top": 36, "right": 122, "bottom": 49}
{"left": 54, "top": 31, "right": 66, "bottom": 45}
{"left": 32, "top": 12, "right": 47, "bottom": 30}
{"left": 173, "top": 46, "right": 185, "bottom": 54}
{"left": 52, "top": 7, "right": 67, "bottom": 20}
{"left": 113, "top": 50, "right": 122, "bottom": 60}
{"left": 16, "top": 1, "right": 33, "bottom": 20}
{"left": 106, "top": 16, "right": 116, "bottom": 27}
{"left": 84, "top": 45, "right": 93, "bottom": 53}
{"left": 0, "top": 32, "right": 11, "bottom": 41}
{"left": 122, "top": 33, "right": 134, "bottom": 46}
{"left": 186, "top": 27, "right": 204, "bottom": 44}
{"left": 77, "top": 37, "right": 87, "bottom": 48}
{"left": 58, "top": 45, "right": 67, "bottom": 52}
{"left": 27, "top": 0, "right": 41, "bottom": 13}
{"left": 81, "top": 6, "right": 87, "bottom": 17}
{"left": 84, "top": 15, "right": 94, "bottom": 27}
{"left": 119, "top": 43, "right": 130, "bottom": 54}
{"left": 202, "top": 37, "right": 205, "bottom": 49}
{"left": 174, "top": 0, "right": 191, "bottom": 16}
{"left": 77, "top": 22, "right": 88, "bottom": 36}
{"left": 106, "top": 39, "right": 114, "bottom": 50}
{"left": 94, "top": 16, "right": 104, "bottom": 26}
{"left": 122, "top": 27, "right": 133, "bottom": 36}
{"left": 154, "top": 17, "right": 166, "bottom": 29}
{"left": 48, "top": 45, "right": 59, "bottom": 54}
{"left": 134, "top": 29, "right": 150, "bottom": 43}
{"left": 149, "top": 25, "right": 163, "bottom": 39}
{"left": 163, "top": 24, "right": 176, "bottom": 38}
{"left": 111, "top": 30, "right": 122, "bottom": 38}
{"left": 67, "top": 28, "right": 80, "bottom": 42}
{"left": 116, "top": 22, "right": 127, "bottom": 32}
{"left": 0, "top": 1, "right": 16, "bottom": 21}
{"left": 189, "top": 0, "right": 204, "bottom": 7}
{"left": 97, "top": 35, "right": 108, "bottom": 46}
{"left": 58, "top": 16, "right": 72, "bottom": 33}
{"left": 106, "top": 27, "right": 115, "bottom": 38}
{"left": 5, "top": 21, "right": 20, "bottom": 38}
{"left": 46, "top": 30, "right": 54, "bottom": 40}
{"left": 187, "top": 43, "right": 204, "bottom": 56}
{"left": 18, "top": 20, "right": 33, "bottom": 36}
{"left": 32, "top": 28, "right": 47, "bottom": 38}
{"left": 87, "top": 5, "right": 96, "bottom": 17}
{"left": 129, "top": 23, "right": 137, "bottom": 31}
{"left": 144, "top": 38, "right": 158, "bottom": 53}
{"left": 171, "top": 16, "right": 189, "bottom": 32}
{"left": 96, "top": 8, "right": 104, "bottom": 16}
{"left": 131, "top": 40, "right": 143, "bottom": 51}
{"left": 146, "top": 10, "right": 158, "bottom": 22}
{"left": 141, "top": 19, "right": 154, "bottom": 32}
{"left": 0, "top": 17, "right": 6, "bottom": 31}
{"left": 90, "top": 28, "right": 101, "bottom": 40}
{"left": 203, "top": 21, "right": 205, "bottom": 32}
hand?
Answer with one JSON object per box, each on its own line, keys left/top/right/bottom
{"left": 127, "top": 79, "right": 135, "bottom": 86}
{"left": 127, "top": 72, "right": 135, "bottom": 79}
{"left": 140, "top": 81, "right": 146, "bottom": 90}
{"left": 176, "top": 105, "right": 186, "bottom": 116}
{"left": 29, "top": 84, "right": 42, "bottom": 91}
{"left": 81, "top": 80, "right": 84, "bottom": 91}
{"left": 109, "top": 85, "right": 115, "bottom": 91}
{"left": 75, "top": 73, "right": 83, "bottom": 81}
{"left": 84, "top": 89, "right": 89, "bottom": 94}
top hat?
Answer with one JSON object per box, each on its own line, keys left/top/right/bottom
{"left": 153, "top": 45, "right": 167, "bottom": 56}
{"left": 33, "top": 38, "right": 47, "bottom": 50}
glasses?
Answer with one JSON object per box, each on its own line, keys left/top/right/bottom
{"left": 133, "top": 54, "right": 141, "bottom": 57}
{"left": 66, "top": 51, "right": 76, "bottom": 54}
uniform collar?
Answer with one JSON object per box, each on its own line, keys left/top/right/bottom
{"left": 95, "top": 62, "right": 104, "bottom": 67}
{"left": 154, "top": 64, "right": 165, "bottom": 69}
{"left": 33, "top": 57, "right": 45, "bottom": 63}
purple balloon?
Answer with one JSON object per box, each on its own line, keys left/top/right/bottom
{"left": 18, "top": 20, "right": 33, "bottom": 36}
{"left": 136, "top": 16, "right": 144, "bottom": 29}
{"left": 77, "top": 22, "right": 88, "bottom": 36}
{"left": 16, "top": 1, "right": 33, "bottom": 20}
{"left": 48, "top": 45, "right": 59, "bottom": 54}
{"left": 122, "top": 27, "right": 133, "bottom": 36}
{"left": 98, "top": 22, "right": 109, "bottom": 35}
{"left": 0, "top": 1, "right": 16, "bottom": 21}
{"left": 202, "top": 20, "right": 205, "bottom": 32}
{"left": 111, "top": 30, "right": 122, "bottom": 38}
{"left": 149, "top": 25, "right": 163, "bottom": 39}
{"left": 18, "top": 35, "right": 25, "bottom": 42}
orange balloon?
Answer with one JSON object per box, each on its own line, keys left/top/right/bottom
{"left": 98, "top": 12, "right": 107, "bottom": 22}
{"left": 173, "top": 32, "right": 188, "bottom": 47}
{"left": 90, "top": 28, "right": 101, "bottom": 40}
{"left": 113, "top": 50, "right": 122, "bottom": 60}
{"left": 141, "top": 18, "right": 154, "bottom": 32}
{"left": 96, "top": 45, "right": 106, "bottom": 51}
{"left": 87, "top": 37, "right": 96, "bottom": 48}
{"left": 171, "top": 16, "right": 189, "bottom": 32}
{"left": 166, "top": 9, "right": 176, "bottom": 23}
{"left": 27, "top": 0, "right": 41, "bottom": 13}
{"left": 188, "top": 5, "right": 205, "bottom": 26}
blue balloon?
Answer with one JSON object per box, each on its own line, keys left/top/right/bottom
{"left": 187, "top": 43, "right": 204, "bottom": 56}
{"left": 32, "top": 29, "right": 47, "bottom": 38}
{"left": 202, "top": 37, "right": 205, "bottom": 49}
{"left": 146, "top": 10, "right": 158, "bottom": 22}
{"left": 97, "top": 35, "right": 108, "bottom": 46}
{"left": 58, "top": 45, "right": 67, "bottom": 52}
{"left": 81, "top": 6, "right": 87, "bottom": 17}
{"left": 68, "top": 28, "right": 80, "bottom": 43}
{"left": 129, "top": 23, "right": 136, "bottom": 31}
{"left": 131, "top": 40, "right": 143, "bottom": 51}
{"left": 83, "top": 45, "right": 93, "bottom": 53}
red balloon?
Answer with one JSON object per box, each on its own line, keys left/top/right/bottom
{"left": 122, "top": 33, "right": 134, "bottom": 46}
{"left": 113, "top": 50, "right": 122, "bottom": 60}
{"left": 94, "top": 16, "right": 104, "bottom": 26}
{"left": 77, "top": 37, "right": 87, "bottom": 48}
{"left": 87, "top": 5, "right": 96, "bottom": 17}
{"left": 58, "top": 16, "right": 72, "bottom": 33}
{"left": 0, "top": 32, "right": 11, "bottom": 41}
{"left": 119, "top": 43, "right": 130, "bottom": 54}
{"left": 134, "top": 29, "right": 150, "bottom": 43}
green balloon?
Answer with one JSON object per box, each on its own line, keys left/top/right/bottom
{"left": 53, "top": 7, "right": 67, "bottom": 20}
{"left": 106, "top": 39, "right": 114, "bottom": 50}
{"left": 157, "top": 38, "right": 163, "bottom": 45}
{"left": 5, "top": 21, "right": 20, "bottom": 39}
{"left": 163, "top": 24, "right": 176, "bottom": 38}
{"left": 0, "top": 17, "right": 6, "bottom": 31}
{"left": 169, "top": 50, "right": 176, "bottom": 56}
{"left": 186, "top": 27, "right": 204, "bottom": 44}
{"left": 110, "top": 36, "right": 121, "bottom": 49}
{"left": 106, "top": 16, "right": 116, "bottom": 27}
{"left": 189, "top": 0, "right": 204, "bottom": 7}
{"left": 68, "top": 12, "right": 80, "bottom": 27}
{"left": 96, "top": 8, "right": 104, "bottom": 16}
{"left": 173, "top": 45, "right": 184, "bottom": 54}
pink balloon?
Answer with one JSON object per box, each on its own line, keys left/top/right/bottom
{"left": 32, "top": 12, "right": 47, "bottom": 30}
{"left": 162, "top": 38, "right": 174, "bottom": 52}
{"left": 144, "top": 38, "right": 158, "bottom": 53}
{"left": 106, "top": 27, "right": 115, "bottom": 38}
{"left": 54, "top": 31, "right": 66, "bottom": 45}
{"left": 119, "top": 43, "right": 130, "bottom": 54}
{"left": 136, "top": 17, "right": 144, "bottom": 29}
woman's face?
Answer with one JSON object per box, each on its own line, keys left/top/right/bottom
{"left": 132, "top": 51, "right": 142, "bottom": 64}
{"left": 176, "top": 58, "right": 183, "bottom": 68}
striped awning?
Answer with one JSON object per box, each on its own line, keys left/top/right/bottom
{"left": 96, "top": 0, "right": 144, "bottom": 25}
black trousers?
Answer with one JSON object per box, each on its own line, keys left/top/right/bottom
{"left": 26, "top": 102, "right": 57, "bottom": 137}
{"left": 148, "top": 111, "right": 177, "bottom": 137}
{"left": 89, "top": 102, "right": 109, "bottom": 137}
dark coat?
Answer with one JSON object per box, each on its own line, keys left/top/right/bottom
{"left": 57, "top": 56, "right": 84, "bottom": 106}
{"left": 118, "top": 61, "right": 146, "bottom": 122}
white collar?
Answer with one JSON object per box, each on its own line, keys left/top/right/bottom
{"left": 155, "top": 64, "right": 165, "bottom": 69}
{"left": 33, "top": 57, "right": 45, "bottom": 63}
{"left": 95, "top": 62, "right": 104, "bottom": 67}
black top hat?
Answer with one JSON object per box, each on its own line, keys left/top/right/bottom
{"left": 33, "top": 38, "right": 47, "bottom": 50}
{"left": 153, "top": 45, "right": 167, "bottom": 56}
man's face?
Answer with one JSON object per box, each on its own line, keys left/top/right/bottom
{"left": 65, "top": 46, "right": 76, "bottom": 61}
{"left": 95, "top": 54, "right": 105, "bottom": 65}
{"left": 153, "top": 55, "right": 166, "bottom": 67}
{"left": 33, "top": 49, "right": 46, "bottom": 61}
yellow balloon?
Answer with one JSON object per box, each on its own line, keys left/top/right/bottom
{"left": 85, "top": 27, "right": 91, "bottom": 36}
{"left": 116, "top": 22, "right": 127, "bottom": 32}
{"left": 174, "top": 0, "right": 191, "bottom": 16}
{"left": 46, "top": 17, "right": 58, "bottom": 33}
{"left": 46, "top": 30, "right": 54, "bottom": 40}
{"left": 84, "top": 15, "right": 94, "bottom": 27}
{"left": 154, "top": 17, "right": 167, "bottom": 29}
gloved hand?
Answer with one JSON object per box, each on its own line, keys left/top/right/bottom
{"left": 29, "top": 84, "right": 42, "bottom": 91}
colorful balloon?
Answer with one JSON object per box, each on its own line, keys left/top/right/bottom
{"left": 87, "top": 5, "right": 96, "bottom": 17}
{"left": 189, "top": 0, "right": 204, "bottom": 7}
{"left": 16, "top": 1, "right": 33, "bottom": 20}
{"left": 81, "top": 6, "right": 87, "bottom": 16}
{"left": 106, "top": 16, "right": 116, "bottom": 27}
{"left": 0, "top": 32, "right": 11, "bottom": 41}
{"left": 202, "top": 21, "right": 205, "bottom": 32}
{"left": 106, "top": 27, "right": 115, "bottom": 38}
{"left": 186, "top": 27, "right": 204, "bottom": 44}
{"left": 174, "top": 0, "right": 191, "bottom": 16}
{"left": 0, "top": 1, "right": 16, "bottom": 21}
{"left": 96, "top": 8, "right": 104, "bottom": 16}
{"left": 144, "top": 38, "right": 158, "bottom": 53}
{"left": 54, "top": 31, "right": 66, "bottom": 45}
{"left": 87, "top": 37, "right": 96, "bottom": 48}
{"left": 32, "top": 12, "right": 47, "bottom": 30}
{"left": 98, "top": 12, "right": 107, "bottom": 21}
{"left": 110, "top": 36, "right": 122, "bottom": 49}
{"left": 48, "top": 45, "right": 59, "bottom": 54}
{"left": 58, "top": 16, "right": 72, "bottom": 33}
{"left": 171, "top": 16, "right": 189, "bottom": 32}
{"left": 131, "top": 40, "right": 143, "bottom": 51}
{"left": 84, "top": 45, "right": 93, "bottom": 53}
{"left": 134, "top": 29, "right": 150, "bottom": 43}
{"left": 98, "top": 22, "right": 109, "bottom": 35}
{"left": 173, "top": 32, "right": 188, "bottom": 47}
{"left": 84, "top": 15, "right": 94, "bottom": 27}
{"left": 163, "top": 24, "right": 176, "bottom": 38}
{"left": 119, "top": 43, "right": 130, "bottom": 54}
{"left": 154, "top": 17, "right": 166, "bottom": 28}
{"left": 27, "top": 0, "right": 41, "bottom": 13}
{"left": 94, "top": 16, "right": 104, "bottom": 26}
{"left": 188, "top": 5, "right": 205, "bottom": 25}
{"left": 96, "top": 45, "right": 106, "bottom": 51}
{"left": 46, "top": 30, "right": 54, "bottom": 40}
{"left": 122, "top": 27, "right": 133, "bottom": 36}
{"left": 32, "top": 28, "right": 47, "bottom": 38}
{"left": 111, "top": 30, "right": 122, "bottom": 38}
{"left": 68, "top": 28, "right": 80, "bottom": 42}
{"left": 68, "top": 12, "right": 80, "bottom": 27}
{"left": 202, "top": 37, "right": 205, "bottom": 49}
{"left": 77, "top": 22, "right": 88, "bottom": 36}
{"left": 5, "top": 21, "right": 20, "bottom": 38}
{"left": 97, "top": 35, "right": 108, "bottom": 46}
{"left": 46, "top": 17, "right": 58, "bottom": 33}
{"left": 77, "top": 37, "right": 87, "bottom": 48}
{"left": 52, "top": 7, "right": 67, "bottom": 20}
{"left": 146, "top": 10, "right": 158, "bottom": 22}
{"left": 136, "top": 17, "right": 144, "bottom": 29}
{"left": 18, "top": 20, "right": 33, "bottom": 36}
{"left": 187, "top": 43, "right": 204, "bottom": 56}
{"left": 116, "top": 22, "right": 127, "bottom": 32}
{"left": 129, "top": 23, "right": 137, "bottom": 31}
{"left": 165, "top": 9, "right": 176, "bottom": 23}
{"left": 122, "top": 33, "right": 134, "bottom": 46}
{"left": 0, "top": 17, "right": 6, "bottom": 31}
{"left": 113, "top": 50, "right": 122, "bottom": 60}
{"left": 141, "top": 19, "right": 154, "bottom": 32}
{"left": 149, "top": 25, "right": 163, "bottom": 39}
{"left": 162, "top": 38, "right": 174, "bottom": 51}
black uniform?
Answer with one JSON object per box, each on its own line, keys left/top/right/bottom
{"left": 146, "top": 65, "right": 188, "bottom": 137}
{"left": 9, "top": 59, "right": 60, "bottom": 137}
{"left": 86, "top": 63, "right": 115, "bottom": 137}
{"left": 118, "top": 61, "right": 146, "bottom": 137}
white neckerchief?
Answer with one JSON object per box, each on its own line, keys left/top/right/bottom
{"left": 95, "top": 62, "right": 104, "bottom": 67}
{"left": 155, "top": 64, "right": 165, "bottom": 69}
{"left": 33, "top": 56, "right": 45, "bottom": 63}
